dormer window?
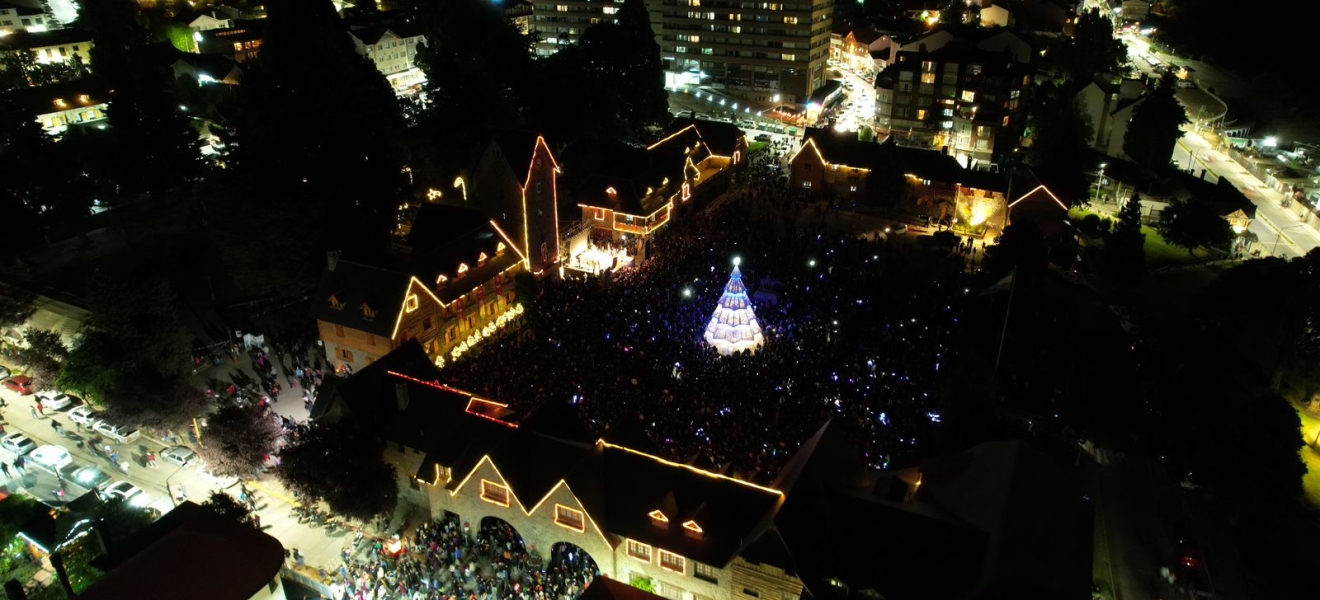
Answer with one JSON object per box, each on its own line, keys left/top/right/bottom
{"left": 404, "top": 293, "right": 419, "bottom": 313}
{"left": 682, "top": 520, "right": 704, "bottom": 539}
{"left": 478, "top": 252, "right": 488, "bottom": 265}
{"left": 436, "top": 274, "right": 448, "bottom": 289}
{"left": 457, "top": 263, "right": 470, "bottom": 276}
{"left": 648, "top": 510, "right": 669, "bottom": 527}
{"left": 361, "top": 303, "right": 377, "bottom": 322}
{"left": 606, "top": 186, "right": 617, "bottom": 197}
{"left": 329, "top": 295, "right": 344, "bottom": 310}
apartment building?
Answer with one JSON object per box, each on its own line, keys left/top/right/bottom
{"left": 652, "top": 0, "right": 834, "bottom": 105}
{"left": 348, "top": 22, "right": 426, "bottom": 91}
{"left": 0, "top": 0, "right": 55, "bottom": 35}
{"left": 873, "top": 28, "right": 1034, "bottom": 169}
{"left": 0, "top": 27, "right": 90, "bottom": 65}
{"left": 531, "top": 0, "right": 620, "bottom": 57}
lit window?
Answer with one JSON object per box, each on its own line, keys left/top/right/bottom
{"left": 457, "top": 263, "right": 469, "bottom": 275}
{"left": 480, "top": 480, "right": 510, "bottom": 506}
{"left": 405, "top": 293, "right": 420, "bottom": 312}
{"left": 920, "top": 73, "right": 935, "bottom": 84}
{"left": 1002, "top": 116, "right": 1010, "bottom": 127}
{"left": 682, "top": 182, "right": 691, "bottom": 201}
{"left": 780, "top": 54, "right": 795, "bottom": 62}
{"left": 649, "top": 509, "right": 669, "bottom": 525}
{"left": 603, "top": 6, "right": 617, "bottom": 14}
{"left": 850, "top": 185, "right": 858, "bottom": 192}
{"left": 682, "top": 520, "right": 703, "bottom": 538}
{"left": 921, "top": 60, "right": 935, "bottom": 73}
{"left": 802, "top": 181, "right": 812, "bottom": 189}
{"left": 594, "top": 207, "right": 606, "bottom": 220}
{"left": 694, "top": 562, "right": 719, "bottom": 583}
{"left": 556, "top": 4, "right": 567, "bottom": 11}
{"left": 627, "top": 539, "right": 653, "bottom": 562}
{"left": 659, "top": 550, "right": 686, "bottom": 573}
{"left": 554, "top": 505, "right": 585, "bottom": 532}
{"left": 916, "top": 109, "right": 927, "bottom": 120}
{"left": 960, "top": 90, "right": 976, "bottom": 102}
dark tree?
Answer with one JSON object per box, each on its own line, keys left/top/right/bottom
{"left": 1102, "top": 192, "right": 1146, "bottom": 283}
{"left": 0, "top": 98, "right": 56, "bottom": 251}
{"left": 196, "top": 404, "right": 282, "bottom": 477}
{"left": 104, "top": 74, "right": 203, "bottom": 202}
{"left": 1123, "top": 72, "right": 1189, "bottom": 172}
{"left": 277, "top": 421, "right": 397, "bottom": 522}
{"left": 603, "top": 0, "right": 670, "bottom": 133}
{"left": 71, "top": 0, "right": 151, "bottom": 85}
{"left": 202, "top": 490, "right": 259, "bottom": 528}
{"left": 233, "top": 0, "right": 405, "bottom": 254}
{"left": 0, "top": 284, "right": 36, "bottom": 329}
{"left": 58, "top": 276, "right": 202, "bottom": 430}
{"left": 1054, "top": 9, "right": 1126, "bottom": 82}
{"left": 17, "top": 329, "right": 68, "bottom": 391}
{"left": 1024, "top": 83, "right": 1093, "bottom": 200}
{"left": 0, "top": 51, "right": 91, "bottom": 90}
{"left": 414, "top": 0, "right": 533, "bottom": 135}
{"left": 1156, "top": 199, "right": 1232, "bottom": 256}
{"left": 205, "top": 188, "right": 325, "bottom": 299}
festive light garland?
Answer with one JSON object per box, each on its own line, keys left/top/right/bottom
{"left": 435, "top": 303, "right": 526, "bottom": 368}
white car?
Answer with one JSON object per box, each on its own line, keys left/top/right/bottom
{"left": 161, "top": 446, "right": 199, "bottom": 468}
{"left": 29, "top": 445, "right": 73, "bottom": 473}
{"left": 1, "top": 433, "right": 37, "bottom": 456}
{"left": 94, "top": 421, "right": 141, "bottom": 444}
{"left": 199, "top": 464, "right": 239, "bottom": 488}
{"left": 63, "top": 464, "right": 113, "bottom": 491}
{"left": 68, "top": 405, "right": 102, "bottom": 428}
{"left": 35, "top": 391, "right": 74, "bottom": 411}
{"left": 101, "top": 481, "right": 150, "bottom": 508}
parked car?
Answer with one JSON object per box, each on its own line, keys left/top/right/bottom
{"left": 29, "top": 445, "right": 73, "bottom": 473}
{"left": 199, "top": 464, "right": 239, "bottom": 489}
{"left": 63, "top": 464, "right": 113, "bottom": 491}
{"left": 0, "top": 433, "right": 37, "bottom": 456}
{"left": 35, "top": 391, "right": 74, "bottom": 411}
{"left": 886, "top": 223, "right": 909, "bottom": 234}
{"left": 161, "top": 446, "right": 199, "bottom": 468}
{"left": 754, "top": 133, "right": 772, "bottom": 142}
{"left": 94, "top": 421, "right": 141, "bottom": 444}
{"left": 2, "top": 376, "right": 35, "bottom": 395}
{"left": 101, "top": 481, "right": 150, "bottom": 508}
{"left": 68, "top": 405, "right": 102, "bottom": 428}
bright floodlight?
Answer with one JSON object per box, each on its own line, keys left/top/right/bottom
{"left": 703, "top": 262, "right": 764, "bottom": 356}
{"left": 1263, "top": 136, "right": 1278, "bottom": 148}
{"left": 733, "top": 256, "right": 742, "bottom": 267}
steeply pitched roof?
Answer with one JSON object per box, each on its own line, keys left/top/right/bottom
{"left": 663, "top": 118, "right": 747, "bottom": 156}
{"left": 405, "top": 204, "right": 523, "bottom": 302}
{"left": 81, "top": 502, "right": 285, "bottom": 600}
{"left": 594, "top": 443, "right": 783, "bottom": 567}
{"left": 579, "top": 577, "right": 667, "bottom": 600}
{"left": 0, "top": 27, "right": 89, "bottom": 51}
{"left": 309, "top": 259, "right": 412, "bottom": 337}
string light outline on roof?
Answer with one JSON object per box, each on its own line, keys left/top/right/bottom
{"left": 599, "top": 441, "right": 784, "bottom": 496}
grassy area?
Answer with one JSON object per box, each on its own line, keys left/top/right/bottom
{"left": 1069, "top": 208, "right": 1213, "bottom": 266}
{"left": 1295, "top": 405, "right": 1320, "bottom": 510}
{"left": 749, "top": 141, "right": 769, "bottom": 154}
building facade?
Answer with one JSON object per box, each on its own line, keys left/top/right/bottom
{"left": 0, "top": 1, "right": 55, "bottom": 35}
{"left": 0, "top": 28, "right": 91, "bottom": 65}
{"left": 348, "top": 24, "right": 427, "bottom": 91}
{"left": 651, "top": 0, "right": 833, "bottom": 106}
{"left": 873, "top": 29, "right": 1034, "bottom": 168}
{"left": 312, "top": 343, "right": 1093, "bottom": 600}
{"left": 530, "top": 0, "right": 619, "bottom": 56}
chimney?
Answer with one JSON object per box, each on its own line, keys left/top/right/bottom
{"left": 327, "top": 250, "right": 342, "bottom": 271}
{"left": 395, "top": 382, "right": 409, "bottom": 411}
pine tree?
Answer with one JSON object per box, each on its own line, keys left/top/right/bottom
{"left": 1123, "top": 72, "right": 1189, "bottom": 172}
{"left": 1104, "top": 192, "right": 1146, "bottom": 284}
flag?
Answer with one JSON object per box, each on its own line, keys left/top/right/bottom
{"left": 980, "top": 268, "right": 1016, "bottom": 296}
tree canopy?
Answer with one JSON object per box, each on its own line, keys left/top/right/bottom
{"left": 1053, "top": 9, "right": 1126, "bottom": 82}
{"left": 1102, "top": 193, "right": 1146, "bottom": 284}
{"left": 1156, "top": 198, "right": 1231, "bottom": 256}
{"left": 1024, "top": 83, "right": 1093, "bottom": 200}
{"left": 18, "top": 329, "right": 68, "bottom": 390}
{"left": 197, "top": 404, "right": 283, "bottom": 477}
{"left": 277, "top": 421, "right": 397, "bottom": 522}
{"left": 58, "top": 276, "right": 203, "bottom": 429}
{"left": 1123, "top": 72, "right": 1188, "bottom": 172}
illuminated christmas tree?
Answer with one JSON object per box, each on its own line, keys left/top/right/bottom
{"left": 703, "top": 258, "right": 765, "bottom": 355}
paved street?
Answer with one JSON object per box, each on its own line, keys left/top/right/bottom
{"left": 1172, "top": 133, "right": 1320, "bottom": 258}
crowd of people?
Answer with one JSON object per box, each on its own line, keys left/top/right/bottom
{"left": 446, "top": 154, "right": 973, "bottom": 483}
{"left": 333, "top": 515, "right": 598, "bottom": 600}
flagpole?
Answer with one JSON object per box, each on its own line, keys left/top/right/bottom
{"left": 994, "top": 268, "right": 1016, "bottom": 372}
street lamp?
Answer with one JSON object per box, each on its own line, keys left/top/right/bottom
{"left": 1269, "top": 222, "right": 1309, "bottom": 257}
{"left": 1092, "top": 163, "right": 1107, "bottom": 203}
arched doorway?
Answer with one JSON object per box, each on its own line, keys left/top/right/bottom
{"left": 479, "top": 516, "right": 526, "bottom": 554}
{"left": 548, "top": 541, "right": 600, "bottom": 597}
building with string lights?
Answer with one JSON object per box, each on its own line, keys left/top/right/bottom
{"left": 311, "top": 342, "right": 1093, "bottom": 600}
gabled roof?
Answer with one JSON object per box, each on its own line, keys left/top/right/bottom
{"left": 80, "top": 502, "right": 284, "bottom": 600}
{"left": 2, "top": 78, "right": 108, "bottom": 115}
{"left": 309, "top": 259, "right": 412, "bottom": 337}
{"left": 348, "top": 25, "right": 392, "bottom": 46}
{"left": 799, "top": 128, "right": 887, "bottom": 169}
{"left": 663, "top": 118, "right": 747, "bottom": 156}
{"left": 405, "top": 204, "right": 523, "bottom": 300}
{"left": 0, "top": 27, "right": 90, "bottom": 51}
{"left": 490, "top": 129, "right": 544, "bottom": 179}
{"left": 576, "top": 175, "right": 669, "bottom": 217}
{"left": 0, "top": 1, "right": 47, "bottom": 16}
{"left": 172, "top": 53, "right": 243, "bottom": 82}
{"left": 594, "top": 442, "right": 783, "bottom": 567}
{"left": 579, "top": 577, "right": 667, "bottom": 600}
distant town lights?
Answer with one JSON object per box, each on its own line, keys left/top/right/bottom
{"left": 1263, "top": 136, "right": 1279, "bottom": 148}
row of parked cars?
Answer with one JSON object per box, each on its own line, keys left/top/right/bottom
{"left": 1, "top": 369, "right": 141, "bottom": 443}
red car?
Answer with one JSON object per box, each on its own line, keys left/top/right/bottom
{"left": 2, "top": 376, "right": 35, "bottom": 395}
